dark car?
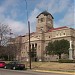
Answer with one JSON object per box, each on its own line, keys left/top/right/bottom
{"left": 4, "top": 61, "right": 25, "bottom": 70}
{"left": 0, "top": 61, "right": 6, "bottom": 68}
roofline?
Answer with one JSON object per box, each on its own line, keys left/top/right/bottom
{"left": 48, "top": 26, "right": 68, "bottom": 32}
{"left": 36, "top": 11, "right": 54, "bottom": 19}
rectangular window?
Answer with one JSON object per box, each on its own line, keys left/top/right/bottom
{"left": 41, "top": 18, "right": 44, "bottom": 22}
{"left": 38, "top": 19, "right": 40, "bottom": 23}
{"left": 41, "top": 18, "right": 43, "bottom": 22}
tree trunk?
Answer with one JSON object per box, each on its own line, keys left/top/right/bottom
{"left": 59, "top": 54, "right": 61, "bottom": 59}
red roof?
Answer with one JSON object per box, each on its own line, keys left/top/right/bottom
{"left": 48, "top": 26, "right": 68, "bottom": 32}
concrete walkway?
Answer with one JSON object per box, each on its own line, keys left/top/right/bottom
{"left": 33, "top": 70, "right": 75, "bottom": 75}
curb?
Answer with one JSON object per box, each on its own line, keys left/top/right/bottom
{"left": 33, "top": 70, "right": 75, "bottom": 75}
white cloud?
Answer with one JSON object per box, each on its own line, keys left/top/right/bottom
{"left": 0, "top": 0, "right": 74, "bottom": 36}
{"left": 37, "top": 0, "right": 71, "bottom": 14}
{"left": 0, "top": 0, "right": 17, "bottom": 14}
{"left": 0, "top": 0, "right": 27, "bottom": 35}
{"left": 29, "top": 8, "right": 40, "bottom": 23}
{"left": 50, "top": 0, "right": 71, "bottom": 14}
{"left": 28, "top": 8, "right": 40, "bottom": 32}
{"left": 10, "top": 9, "right": 18, "bottom": 19}
{"left": 4, "top": 19, "right": 27, "bottom": 35}
{"left": 57, "top": 5, "right": 74, "bottom": 28}
{"left": 0, "top": 6, "right": 5, "bottom": 13}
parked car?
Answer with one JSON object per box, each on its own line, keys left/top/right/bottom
{"left": 0, "top": 61, "right": 6, "bottom": 68}
{"left": 4, "top": 61, "right": 25, "bottom": 70}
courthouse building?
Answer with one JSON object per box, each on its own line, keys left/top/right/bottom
{"left": 15, "top": 11, "right": 75, "bottom": 61}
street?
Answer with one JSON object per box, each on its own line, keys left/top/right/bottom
{"left": 0, "top": 69, "right": 73, "bottom": 75}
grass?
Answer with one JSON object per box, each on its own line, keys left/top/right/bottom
{"left": 23, "top": 62, "right": 75, "bottom": 72}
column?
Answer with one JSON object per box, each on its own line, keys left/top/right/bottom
{"left": 69, "top": 41, "right": 73, "bottom": 60}
{"left": 31, "top": 44, "right": 32, "bottom": 49}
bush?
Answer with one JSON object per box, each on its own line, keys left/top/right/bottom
{"left": 59, "top": 59, "right": 75, "bottom": 63}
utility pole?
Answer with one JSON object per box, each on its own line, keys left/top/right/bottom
{"left": 0, "top": 33, "right": 2, "bottom": 46}
{"left": 28, "top": 21, "right": 31, "bottom": 69}
{"left": 25, "top": 0, "right": 31, "bottom": 69}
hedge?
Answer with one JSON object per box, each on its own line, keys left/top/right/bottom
{"left": 59, "top": 59, "right": 75, "bottom": 63}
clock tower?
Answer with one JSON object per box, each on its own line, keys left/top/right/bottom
{"left": 36, "top": 11, "right": 54, "bottom": 32}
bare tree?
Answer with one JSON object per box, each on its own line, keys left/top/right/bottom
{"left": 0, "top": 23, "right": 21, "bottom": 61}
{"left": 0, "top": 23, "right": 10, "bottom": 60}
{"left": 0, "top": 23, "right": 10, "bottom": 46}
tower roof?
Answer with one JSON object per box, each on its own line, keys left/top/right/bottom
{"left": 36, "top": 11, "right": 54, "bottom": 19}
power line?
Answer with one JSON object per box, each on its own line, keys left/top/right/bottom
{"left": 25, "top": 0, "right": 28, "bottom": 21}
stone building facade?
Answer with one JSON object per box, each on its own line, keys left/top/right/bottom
{"left": 15, "top": 11, "right": 75, "bottom": 61}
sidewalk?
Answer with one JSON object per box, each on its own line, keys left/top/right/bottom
{"left": 32, "top": 69, "right": 75, "bottom": 75}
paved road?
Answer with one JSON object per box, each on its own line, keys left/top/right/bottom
{"left": 0, "top": 69, "right": 73, "bottom": 75}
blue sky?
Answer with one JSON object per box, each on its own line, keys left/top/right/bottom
{"left": 0, "top": 0, "right": 74, "bottom": 35}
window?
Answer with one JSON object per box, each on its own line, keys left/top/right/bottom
{"left": 63, "top": 33, "right": 65, "bottom": 35}
{"left": 41, "top": 18, "right": 44, "bottom": 22}
{"left": 26, "top": 47, "right": 27, "bottom": 51}
{"left": 38, "top": 45, "right": 40, "bottom": 50}
{"left": 45, "top": 50, "right": 48, "bottom": 56}
{"left": 60, "top": 33, "right": 61, "bottom": 36}
{"left": 57, "top": 34, "right": 58, "bottom": 36}
{"left": 24, "top": 45, "right": 25, "bottom": 49}
{"left": 48, "top": 15, "right": 49, "bottom": 18}
{"left": 38, "top": 18, "right": 44, "bottom": 23}
{"left": 49, "top": 36, "right": 50, "bottom": 38}
{"left": 35, "top": 43, "right": 37, "bottom": 48}
{"left": 38, "top": 19, "right": 40, "bottom": 23}
{"left": 41, "top": 27, "right": 43, "bottom": 31}
{"left": 48, "top": 15, "right": 50, "bottom": 18}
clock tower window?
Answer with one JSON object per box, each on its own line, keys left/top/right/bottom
{"left": 38, "top": 19, "right": 40, "bottom": 23}
{"left": 38, "top": 18, "right": 44, "bottom": 23}
{"left": 41, "top": 18, "right": 44, "bottom": 22}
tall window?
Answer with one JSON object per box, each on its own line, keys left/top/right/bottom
{"left": 38, "top": 18, "right": 44, "bottom": 23}
{"left": 63, "top": 33, "right": 65, "bottom": 35}
{"left": 41, "top": 18, "right": 44, "bottom": 22}
{"left": 38, "top": 19, "right": 40, "bottom": 23}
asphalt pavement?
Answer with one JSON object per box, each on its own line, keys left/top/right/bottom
{"left": 0, "top": 68, "right": 74, "bottom": 75}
